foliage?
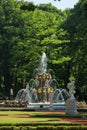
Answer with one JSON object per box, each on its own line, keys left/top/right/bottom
{"left": 0, "top": 0, "right": 87, "bottom": 102}
{"left": 0, "top": 126, "right": 87, "bottom": 130}
{"left": 62, "top": 0, "right": 87, "bottom": 100}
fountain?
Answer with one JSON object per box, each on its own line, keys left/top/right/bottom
{"left": 15, "top": 52, "right": 69, "bottom": 110}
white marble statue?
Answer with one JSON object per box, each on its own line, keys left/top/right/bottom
{"left": 66, "top": 80, "right": 78, "bottom": 115}
{"left": 67, "top": 80, "right": 75, "bottom": 99}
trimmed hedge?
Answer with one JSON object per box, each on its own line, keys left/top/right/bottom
{"left": 0, "top": 122, "right": 81, "bottom": 126}
{"left": 0, "top": 126, "right": 87, "bottom": 130}
{"left": 30, "top": 113, "right": 87, "bottom": 118}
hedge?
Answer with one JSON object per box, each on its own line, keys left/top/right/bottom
{"left": 0, "top": 126, "right": 87, "bottom": 130}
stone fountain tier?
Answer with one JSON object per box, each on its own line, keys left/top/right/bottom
{"left": 27, "top": 102, "right": 66, "bottom": 111}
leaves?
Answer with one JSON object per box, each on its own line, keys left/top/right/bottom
{"left": 0, "top": 0, "right": 86, "bottom": 102}
{"left": 52, "top": 57, "right": 71, "bottom": 64}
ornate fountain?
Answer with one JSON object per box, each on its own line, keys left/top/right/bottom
{"left": 15, "top": 52, "right": 69, "bottom": 110}
{"left": 0, "top": 53, "right": 84, "bottom": 112}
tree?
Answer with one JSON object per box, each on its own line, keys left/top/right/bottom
{"left": 0, "top": 0, "right": 86, "bottom": 102}
{"left": 0, "top": 1, "right": 71, "bottom": 98}
{"left": 0, "top": 0, "right": 24, "bottom": 97}
{"left": 20, "top": 1, "right": 36, "bottom": 11}
{"left": 62, "top": 0, "right": 87, "bottom": 101}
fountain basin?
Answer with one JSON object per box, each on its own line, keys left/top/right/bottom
{"left": 27, "top": 102, "right": 66, "bottom": 111}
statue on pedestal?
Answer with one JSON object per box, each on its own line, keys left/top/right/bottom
{"left": 66, "top": 79, "right": 78, "bottom": 115}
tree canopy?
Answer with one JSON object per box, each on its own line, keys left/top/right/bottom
{"left": 0, "top": 0, "right": 87, "bottom": 102}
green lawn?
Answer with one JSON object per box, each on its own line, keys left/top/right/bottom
{"left": 0, "top": 111, "right": 60, "bottom": 124}
{"left": 0, "top": 110, "right": 87, "bottom": 130}
{"left": 0, "top": 110, "right": 86, "bottom": 125}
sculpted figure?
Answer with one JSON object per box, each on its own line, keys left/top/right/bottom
{"left": 67, "top": 80, "right": 75, "bottom": 99}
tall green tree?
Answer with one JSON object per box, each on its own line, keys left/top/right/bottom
{"left": 0, "top": 0, "right": 24, "bottom": 97}
{"left": 63, "top": 0, "right": 87, "bottom": 100}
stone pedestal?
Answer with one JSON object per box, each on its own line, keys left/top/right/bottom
{"left": 49, "top": 90, "right": 54, "bottom": 110}
{"left": 65, "top": 98, "right": 78, "bottom": 115}
{"left": 49, "top": 103, "right": 53, "bottom": 110}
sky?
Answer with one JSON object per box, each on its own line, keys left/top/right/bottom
{"left": 26, "top": 0, "right": 79, "bottom": 10}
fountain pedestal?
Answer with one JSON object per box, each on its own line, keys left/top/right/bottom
{"left": 49, "top": 89, "right": 54, "bottom": 110}
{"left": 65, "top": 98, "right": 78, "bottom": 115}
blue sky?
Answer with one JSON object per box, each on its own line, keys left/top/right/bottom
{"left": 26, "top": 0, "right": 79, "bottom": 10}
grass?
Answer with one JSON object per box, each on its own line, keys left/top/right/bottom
{"left": 0, "top": 111, "right": 61, "bottom": 124}
{"left": 0, "top": 110, "right": 86, "bottom": 126}
{"left": 31, "top": 113, "right": 87, "bottom": 118}
{"left": 0, "top": 116, "right": 58, "bottom": 124}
